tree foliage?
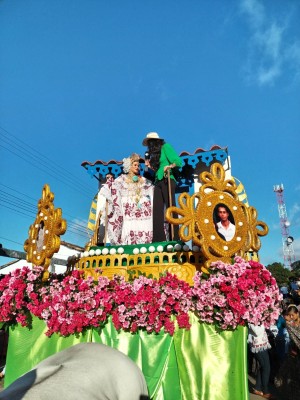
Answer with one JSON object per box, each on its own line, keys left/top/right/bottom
{"left": 291, "top": 260, "right": 300, "bottom": 274}
{"left": 266, "top": 262, "right": 291, "bottom": 287}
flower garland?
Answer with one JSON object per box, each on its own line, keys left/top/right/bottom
{"left": 30, "top": 271, "right": 113, "bottom": 337}
{"left": 110, "top": 273, "right": 192, "bottom": 335}
{"left": 0, "top": 257, "right": 282, "bottom": 337}
{"left": 191, "top": 257, "right": 282, "bottom": 330}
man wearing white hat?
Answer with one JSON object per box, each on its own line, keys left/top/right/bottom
{"left": 142, "top": 132, "right": 182, "bottom": 241}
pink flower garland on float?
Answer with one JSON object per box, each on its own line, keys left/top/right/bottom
{"left": 0, "top": 266, "right": 44, "bottom": 327}
{"left": 31, "top": 270, "right": 113, "bottom": 337}
{"left": 191, "top": 257, "right": 282, "bottom": 330}
{"left": 0, "top": 257, "right": 282, "bottom": 337}
{"left": 110, "top": 273, "right": 192, "bottom": 335}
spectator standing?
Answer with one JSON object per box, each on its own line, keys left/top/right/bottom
{"left": 279, "top": 285, "right": 289, "bottom": 299}
{"left": 248, "top": 323, "right": 274, "bottom": 399}
{"left": 274, "top": 305, "right": 300, "bottom": 399}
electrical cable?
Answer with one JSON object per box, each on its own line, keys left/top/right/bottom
{"left": 0, "top": 125, "right": 100, "bottom": 247}
{"left": 0, "top": 127, "right": 96, "bottom": 197}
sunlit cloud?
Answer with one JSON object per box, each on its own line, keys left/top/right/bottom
{"left": 240, "top": 0, "right": 265, "bottom": 29}
{"left": 240, "top": 0, "right": 300, "bottom": 86}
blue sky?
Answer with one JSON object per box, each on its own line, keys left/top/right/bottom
{"left": 0, "top": 0, "right": 299, "bottom": 267}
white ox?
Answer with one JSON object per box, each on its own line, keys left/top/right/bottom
{"left": 0, "top": 343, "right": 149, "bottom": 400}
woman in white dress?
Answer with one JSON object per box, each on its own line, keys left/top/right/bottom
{"left": 107, "top": 153, "right": 154, "bottom": 245}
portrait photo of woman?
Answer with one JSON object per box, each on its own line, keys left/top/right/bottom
{"left": 213, "top": 203, "right": 236, "bottom": 241}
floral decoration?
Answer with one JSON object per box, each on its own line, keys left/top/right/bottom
{"left": 111, "top": 273, "right": 192, "bottom": 335}
{"left": 0, "top": 257, "right": 282, "bottom": 337}
{"left": 29, "top": 270, "right": 113, "bottom": 337}
{"left": 191, "top": 257, "right": 282, "bottom": 330}
{"left": 0, "top": 266, "right": 44, "bottom": 327}
{"left": 122, "top": 156, "right": 132, "bottom": 173}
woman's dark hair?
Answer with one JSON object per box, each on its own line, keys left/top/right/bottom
{"left": 287, "top": 305, "right": 299, "bottom": 314}
{"left": 213, "top": 203, "right": 235, "bottom": 225}
{"left": 147, "top": 139, "right": 165, "bottom": 172}
{"left": 217, "top": 203, "right": 230, "bottom": 214}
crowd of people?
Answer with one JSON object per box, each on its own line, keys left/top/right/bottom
{"left": 96, "top": 132, "right": 183, "bottom": 246}
{"left": 248, "top": 299, "right": 300, "bottom": 400}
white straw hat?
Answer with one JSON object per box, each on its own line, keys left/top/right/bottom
{"left": 142, "top": 132, "right": 163, "bottom": 146}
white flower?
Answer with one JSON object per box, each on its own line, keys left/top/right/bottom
{"left": 122, "top": 157, "right": 131, "bottom": 173}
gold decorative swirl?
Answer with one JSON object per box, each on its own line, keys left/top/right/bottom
{"left": 166, "top": 163, "right": 268, "bottom": 267}
{"left": 24, "top": 184, "right": 67, "bottom": 278}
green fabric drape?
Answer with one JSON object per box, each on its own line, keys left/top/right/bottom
{"left": 91, "top": 321, "right": 182, "bottom": 399}
{"left": 173, "top": 313, "right": 249, "bottom": 400}
{"left": 4, "top": 315, "right": 248, "bottom": 400}
{"left": 5, "top": 316, "right": 91, "bottom": 388}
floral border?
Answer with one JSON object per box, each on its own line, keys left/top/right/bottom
{"left": 0, "top": 257, "right": 282, "bottom": 337}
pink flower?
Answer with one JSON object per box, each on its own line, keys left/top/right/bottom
{"left": 0, "top": 256, "right": 282, "bottom": 336}
{"left": 191, "top": 257, "right": 282, "bottom": 330}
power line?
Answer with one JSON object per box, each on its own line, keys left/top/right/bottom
{"left": 0, "top": 236, "right": 24, "bottom": 247}
{"left": 0, "top": 205, "right": 88, "bottom": 242}
{"left": 0, "top": 237, "right": 83, "bottom": 261}
{"left": 0, "top": 126, "right": 96, "bottom": 198}
{"left": 0, "top": 183, "right": 37, "bottom": 202}
{"left": 0, "top": 125, "right": 95, "bottom": 192}
{"left": 0, "top": 125, "right": 96, "bottom": 243}
{"left": 0, "top": 183, "right": 88, "bottom": 227}
{"left": 0, "top": 142, "right": 93, "bottom": 200}
{"left": 0, "top": 183, "right": 86, "bottom": 226}
{"left": 0, "top": 198, "right": 36, "bottom": 215}
{"left": 0, "top": 202, "right": 36, "bottom": 219}
{"left": 0, "top": 190, "right": 37, "bottom": 210}
{"left": 0, "top": 201, "right": 89, "bottom": 240}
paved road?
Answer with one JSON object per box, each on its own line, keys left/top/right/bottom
{"left": 1, "top": 378, "right": 282, "bottom": 399}
{"left": 248, "top": 374, "right": 282, "bottom": 400}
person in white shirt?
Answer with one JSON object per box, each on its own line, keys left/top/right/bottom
{"left": 215, "top": 204, "right": 235, "bottom": 241}
{"left": 248, "top": 324, "right": 273, "bottom": 399}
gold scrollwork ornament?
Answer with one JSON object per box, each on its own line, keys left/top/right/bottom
{"left": 24, "top": 184, "right": 67, "bottom": 277}
{"left": 166, "top": 163, "right": 268, "bottom": 269}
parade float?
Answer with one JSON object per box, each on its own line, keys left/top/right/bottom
{"left": 0, "top": 146, "right": 282, "bottom": 400}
